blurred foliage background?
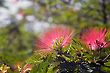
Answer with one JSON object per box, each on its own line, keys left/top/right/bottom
{"left": 0, "top": 0, "right": 110, "bottom": 73}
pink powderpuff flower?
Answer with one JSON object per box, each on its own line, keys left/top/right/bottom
{"left": 35, "top": 26, "right": 74, "bottom": 53}
{"left": 80, "top": 28, "right": 110, "bottom": 50}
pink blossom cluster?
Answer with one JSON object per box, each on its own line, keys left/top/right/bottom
{"left": 36, "top": 26, "right": 110, "bottom": 53}
{"left": 80, "top": 28, "right": 110, "bottom": 50}
{"left": 36, "top": 26, "right": 74, "bottom": 53}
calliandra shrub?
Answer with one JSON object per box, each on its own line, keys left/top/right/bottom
{"left": 25, "top": 27, "right": 110, "bottom": 73}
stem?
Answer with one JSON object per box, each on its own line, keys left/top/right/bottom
{"left": 103, "top": 54, "right": 110, "bottom": 62}
{"left": 100, "top": 0, "right": 107, "bottom": 24}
